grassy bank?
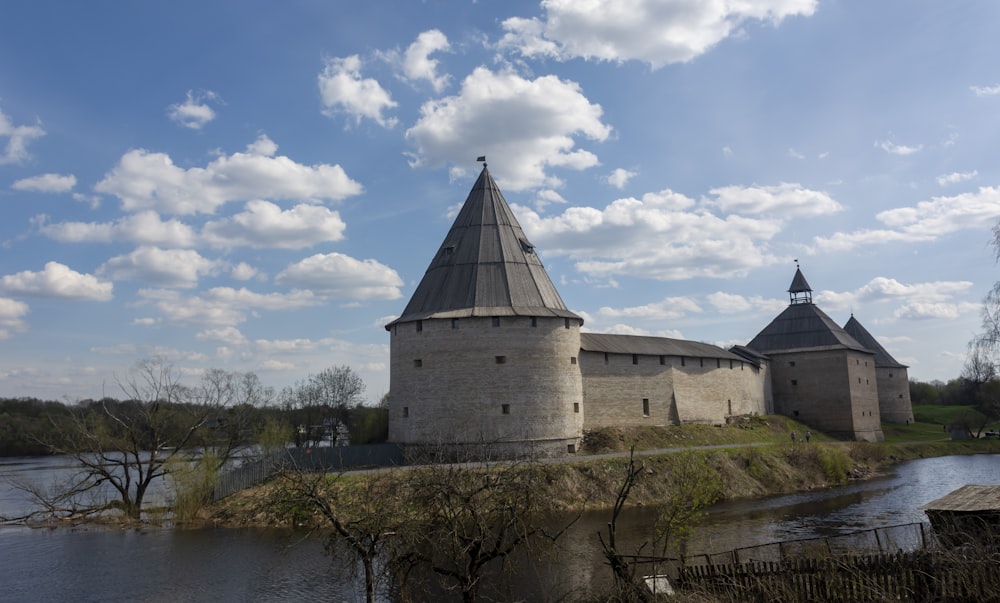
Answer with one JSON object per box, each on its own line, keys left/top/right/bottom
{"left": 208, "top": 414, "right": 1000, "bottom": 529}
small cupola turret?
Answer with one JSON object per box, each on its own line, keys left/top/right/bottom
{"left": 788, "top": 263, "right": 812, "bottom": 305}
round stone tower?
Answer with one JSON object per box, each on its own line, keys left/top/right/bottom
{"left": 385, "top": 164, "right": 584, "bottom": 457}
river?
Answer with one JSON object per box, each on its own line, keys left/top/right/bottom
{"left": 1, "top": 454, "right": 999, "bottom": 602}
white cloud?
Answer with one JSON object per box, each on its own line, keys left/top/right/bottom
{"left": 318, "top": 55, "right": 398, "bottom": 127}
{"left": 230, "top": 262, "right": 261, "bottom": 281}
{"left": 202, "top": 201, "right": 347, "bottom": 249}
{"left": 606, "top": 168, "right": 637, "bottom": 189}
{"left": 167, "top": 90, "right": 221, "bottom": 130}
{"left": 875, "top": 139, "right": 923, "bottom": 155}
{"left": 971, "top": 83, "right": 1000, "bottom": 97}
{"left": 402, "top": 30, "right": 451, "bottom": 92}
{"left": 707, "top": 183, "right": 843, "bottom": 217}
{"left": 0, "top": 297, "right": 30, "bottom": 339}
{"left": 1, "top": 261, "right": 113, "bottom": 301}
{"left": 708, "top": 292, "right": 787, "bottom": 314}
{"left": 100, "top": 247, "right": 223, "bottom": 288}
{"left": 892, "top": 301, "right": 979, "bottom": 320}
{"left": 0, "top": 105, "right": 46, "bottom": 164}
{"left": 499, "top": 0, "right": 817, "bottom": 68}
{"left": 275, "top": 252, "right": 403, "bottom": 300}
{"left": 936, "top": 170, "right": 977, "bottom": 186}
{"left": 95, "top": 135, "right": 363, "bottom": 215}
{"left": 786, "top": 148, "right": 805, "bottom": 159}
{"left": 12, "top": 173, "right": 76, "bottom": 193}
{"left": 406, "top": 67, "right": 611, "bottom": 191}
{"left": 140, "top": 286, "right": 321, "bottom": 327}
{"left": 196, "top": 326, "right": 248, "bottom": 346}
{"left": 814, "top": 186, "right": 1000, "bottom": 252}
{"left": 598, "top": 296, "right": 702, "bottom": 320}
{"left": 517, "top": 188, "right": 783, "bottom": 280}
{"left": 816, "top": 276, "right": 974, "bottom": 311}
{"left": 39, "top": 210, "right": 197, "bottom": 247}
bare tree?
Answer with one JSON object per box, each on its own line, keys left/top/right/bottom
{"left": 35, "top": 358, "right": 220, "bottom": 521}
{"left": 283, "top": 365, "right": 365, "bottom": 446}
{"left": 280, "top": 469, "right": 414, "bottom": 603}
{"left": 403, "top": 454, "right": 574, "bottom": 603}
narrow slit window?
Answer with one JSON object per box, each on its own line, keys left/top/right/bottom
{"left": 492, "top": 316, "right": 500, "bottom": 327}
{"left": 573, "top": 403, "right": 580, "bottom": 413}
{"left": 659, "top": 355, "right": 666, "bottom": 365}
{"left": 632, "top": 354, "right": 639, "bottom": 365}
{"left": 642, "top": 398, "right": 650, "bottom": 417}
{"left": 530, "top": 317, "right": 537, "bottom": 327}
{"left": 416, "top": 320, "right": 423, "bottom": 332}
{"left": 402, "top": 406, "right": 409, "bottom": 418}
{"left": 501, "top": 404, "right": 510, "bottom": 415}
{"left": 451, "top": 318, "right": 459, "bottom": 329}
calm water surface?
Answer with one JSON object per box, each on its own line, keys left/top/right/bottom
{"left": 1, "top": 454, "right": 998, "bottom": 602}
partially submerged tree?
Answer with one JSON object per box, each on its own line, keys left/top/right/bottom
{"left": 23, "top": 358, "right": 271, "bottom": 522}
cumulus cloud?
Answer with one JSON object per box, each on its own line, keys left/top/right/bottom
{"left": 1, "top": 262, "right": 113, "bottom": 301}
{"left": 892, "top": 301, "right": 979, "bottom": 320}
{"left": 95, "top": 135, "right": 362, "bottom": 215}
{"left": 275, "top": 252, "right": 403, "bottom": 300}
{"left": 875, "top": 138, "right": 923, "bottom": 155}
{"left": 970, "top": 83, "right": 1000, "bottom": 97}
{"left": 598, "top": 296, "right": 701, "bottom": 320}
{"left": 406, "top": 67, "right": 611, "bottom": 191}
{"left": 936, "top": 170, "right": 977, "bottom": 186}
{"left": 816, "top": 276, "right": 974, "bottom": 312}
{"left": 707, "top": 292, "right": 788, "bottom": 314}
{"left": 0, "top": 297, "right": 30, "bottom": 338}
{"left": 517, "top": 188, "right": 783, "bottom": 280}
{"left": 0, "top": 105, "right": 46, "bottom": 164}
{"left": 12, "top": 173, "right": 76, "bottom": 193}
{"left": 402, "top": 30, "right": 451, "bottom": 92}
{"left": 230, "top": 262, "right": 261, "bottom": 281}
{"left": 139, "top": 286, "right": 321, "bottom": 327}
{"left": 202, "top": 201, "right": 347, "bottom": 249}
{"left": 100, "top": 247, "right": 223, "bottom": 288}
{"left": 39, "top": 210, "right": 198, "bottom": 247}
{"left": 318, "top": 55, "right": 398, "bottom": 127}
{"left": 606, "top": 168, "right": 637, "bottom": 189}
{"left": 814, "top": 186, "right": 1000, "bottom": 252}
{"left": 167, "top": 90, "right": 221, "bottom": 129}
{"left": 196, "top": 326, "right": 248, "bottom": 346}
{"left": 706, "top": 183, "right": 843, "bottom": 217}
{"left": 499, "top": 0, "right": 817, "bottom": 68}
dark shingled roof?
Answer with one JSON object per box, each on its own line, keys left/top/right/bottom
{"left": 788, "top": 267, "right": 813, "bottom": 293}
{"left": 387, "top": 166, "right": 580, "bottom": 328}
{"left": 843, "top": 315, "right": 908, "bottom": 369}
{"left": 581, "top": 333, "right": 743, "bottom": 361}
{"left": 746, "top": 301, "right": 871, "bottom": 354}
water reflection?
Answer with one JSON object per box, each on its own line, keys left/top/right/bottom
{"left": 0, "top": 454, "right": 998, "bottom": 601}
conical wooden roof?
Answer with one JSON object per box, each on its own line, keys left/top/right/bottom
{"left": 387, "top": 166, "right": 580, "bottom": 327}
{"left": 843, "top": 315, "right": 907, "bottom": 368}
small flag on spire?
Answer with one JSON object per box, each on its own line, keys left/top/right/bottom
{"left": 476, "top": 155, "right": 486, "bottom": 162}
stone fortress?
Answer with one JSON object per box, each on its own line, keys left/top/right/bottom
{"left": 385, "top": 165, "right": 913, "bottom": 455}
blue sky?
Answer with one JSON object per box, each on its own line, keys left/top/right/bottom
{"left": 2, "top": 0, "right": 1000, "bottom": 402}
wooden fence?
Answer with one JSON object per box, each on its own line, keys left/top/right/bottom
{"left": 675, "top": 549, "right": 1000, "bottom": 601}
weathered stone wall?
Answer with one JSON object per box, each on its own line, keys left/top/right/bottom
{"left": 876, "top": 366, "right": 914, "bottom": 424}
{"left": 579, "top": 352, "right": 770, "bottom": 429}
{"left": 768, "top": 348, "right": 883, "bottom": 441}
{"left": 387, "top": 315, "right": 584, "bottom": 453}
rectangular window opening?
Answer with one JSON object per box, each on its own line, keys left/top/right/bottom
{"left": 642, "top": 398, "right": 650, "bottom": 417}
{"left": 451, "top": 318, "right": 459, "bottom": 329}
{"left": 604, "top": 352, "right": 609, "bottom": 364}
{"left": 495, "top": 355, "right": 507, "bottom": 364}
{"left": 573, "top": 402, "right": 580, "bottom": 413}
{"left": 564, "top": 318, "right": 571, "bottom": 328}
{"left": 567, "top": 444, "right": 576, "bottom": 454}
{"left": 632, "top": 354, "right": 639, "bottom": 365}
{"left": 501, "top": 404, "right": 510, "bottom": 415}
{"left": 659, "top": 355, "right": 666, "bottom": 365}
{"left": 492, "top": 316, "right": 501, "bottom": 327}
{"left": 402, "top": 406, "right": 409, "bottom": 418}
{"left": 570, "top": 356, "right": 577, "bottom": 365}
{"left": 791, "top": 379, "right": 798, "bottom": 386}
{"left": 416, "top": 320, "right": 423, "bottom": 332}
{"left": 413, "top": 359, "right": 422, "bottom": 368}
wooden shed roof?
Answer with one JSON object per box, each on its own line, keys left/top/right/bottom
{"left": 922, "top": 485, "right": 1000, "bottom": 513}
{"left": 387, "top": 165, "right": 580, "bottom": 328}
